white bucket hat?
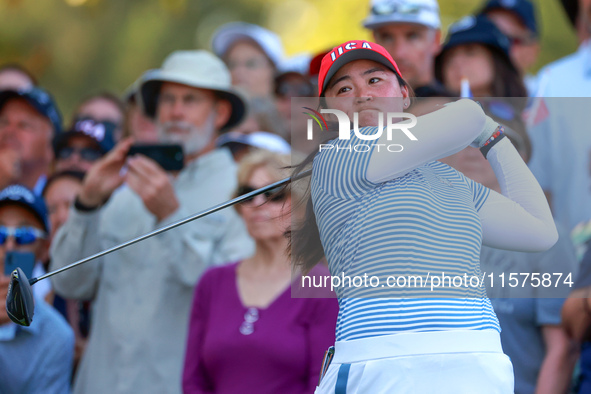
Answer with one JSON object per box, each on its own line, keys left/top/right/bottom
{"left": 139, "top": 50, "right": 246, "bottom": 130}
{"left": 363, "top": 0, "right": 441, "bottom": 30}
{"left": 211, "top": 22, "right": 285, "bottom": 67}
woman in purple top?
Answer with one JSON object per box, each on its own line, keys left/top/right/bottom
{"left": 182, "top": 150, "right": 338, "bottom": 394}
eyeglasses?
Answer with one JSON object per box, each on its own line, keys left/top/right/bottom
{"left": 57, "top": 147, "right": 103, "bottom": 162}
{"left": 371, "top": 1, "right": 435, "bottom": 16}
{"left": 237, "top": 185, "right": 288, "bottom": 205}
{"left": 0, "top": 226, "right": 47, "bottom": 246}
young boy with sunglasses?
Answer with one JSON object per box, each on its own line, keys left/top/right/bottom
{"left": 0, "top": 184, "right": 74, "bottom": 393}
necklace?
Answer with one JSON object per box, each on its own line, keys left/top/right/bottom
{"left": 239, "top": 307, "right": 259, "bottom": 335}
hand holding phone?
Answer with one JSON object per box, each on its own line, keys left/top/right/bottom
{"left": 4, "top": 251, "right": 35, "bottom": 279}
{"left": 127, "top": 144, "right": 184, "bottom": 172}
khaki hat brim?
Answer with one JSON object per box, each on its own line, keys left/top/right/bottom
{"left": 139, "top": 70, "right": 246, "bottom": 131}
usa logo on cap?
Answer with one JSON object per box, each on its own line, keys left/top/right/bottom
{"left": 318, "top": 40, "right": 403, "bottom": 96}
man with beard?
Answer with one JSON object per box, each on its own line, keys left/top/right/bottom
{"left": 362, "top": 0, "right": 449, "bottom": 97}
{"left": 49, "top": 50, "right": 254, "bottom": 394}
{"left": 526, "top": 0, "right": 591, "bottom": 233}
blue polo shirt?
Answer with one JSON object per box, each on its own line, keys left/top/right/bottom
{"left": 0, "top": 297, "right": 74, "bottom": 393}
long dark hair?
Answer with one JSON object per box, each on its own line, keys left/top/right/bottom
{"left": 435, "top": 45, "right": 527, "bottom": 98}
{"left": 489, "top": 53, "right": 528, "bottom": 98}
{"left": 287, "top": 73, "right": 412, "bottom": 273}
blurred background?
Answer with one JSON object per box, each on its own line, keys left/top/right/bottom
{"left": 0, "top": 0, "right": 576, "bottom": 117}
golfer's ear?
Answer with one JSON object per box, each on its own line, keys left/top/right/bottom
{"left": 401, "top": 85, "right": 410, "bottom": 100}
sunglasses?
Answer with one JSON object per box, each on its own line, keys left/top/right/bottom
{"left": 57, "top": 147, "right": 103, "bottom": 162}
{"left": 237, "top": 185, "right": 288, "bottom": 205}
{"left": 0, "top": 226, "right": 47, "bottom": 246}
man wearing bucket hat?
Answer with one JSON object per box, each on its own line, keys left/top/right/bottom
{"left": 49, "top": 50, "right": 254, "bottom": 394}
{"left": 362, "top": 0, "right": 449, "bottom": 97}
{"left": 0, "top": 87, "right": 61, "bottom": 194}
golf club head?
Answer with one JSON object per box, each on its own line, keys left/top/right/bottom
{"left": 6, "top": 267, "right": 35, "bottom": 326}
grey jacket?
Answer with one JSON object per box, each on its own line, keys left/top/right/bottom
{"left": 50, "top": 148, "right": 254, "bottom": 394}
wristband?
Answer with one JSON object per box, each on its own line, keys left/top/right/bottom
{"left": 480, "top": 125, "right": 506, "bottom": 158}
{"left": 74, "top": 196, "right": 102, "bottom": 212}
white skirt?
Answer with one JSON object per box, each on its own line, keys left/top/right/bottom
{"left": 314, "top": 329, "right": 514, "bottom": 394}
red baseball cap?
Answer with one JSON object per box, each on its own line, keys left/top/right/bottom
{"left": 317, "top": 40, "right": 403, "bottom": 97}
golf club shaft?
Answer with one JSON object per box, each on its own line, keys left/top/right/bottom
{"left": 31, "top": 168, "right": 312, "bottom": 285}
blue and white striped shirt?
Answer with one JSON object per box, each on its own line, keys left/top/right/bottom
{"left": 312, "top": 127, "right": 500, "bottom": 341}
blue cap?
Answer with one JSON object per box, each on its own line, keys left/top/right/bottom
{"left": 480, "top": 0, "right": 538, "bottom": 36}
{"left": 53, "top": 117, "right": 116, "bottom": 155}
{"left": 0, "top": 185, "right": 50, "bottom": 232}
{"left": 435, "top": 15, "right": 516, "bottom": 77}
{"left": 0, "top": 87, "right": 62, "bottom": 134}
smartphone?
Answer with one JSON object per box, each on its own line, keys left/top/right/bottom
{"left": 4, "top": 251, "right": 35, "bottom": 278}
{"left": 127, "top": 144, "right": 184, "bottom": 171}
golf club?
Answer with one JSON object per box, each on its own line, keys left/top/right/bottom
{"left": 5, "top": 168, "right": 312, "bottom": 326}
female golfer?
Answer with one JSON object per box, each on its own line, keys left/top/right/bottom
{"left": 290, "top": 40, "right": 557, "bottom": 393}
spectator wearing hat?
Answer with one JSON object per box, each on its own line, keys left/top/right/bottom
{"left": 53, "top": 118, "right": 116, "bottom": 173}
{"left": 524, "top": 0, "right": 591, "bottom": 234}
{"left": 0, "top": 184, "right": 74, "bottom": 394}
{"left": 49, "top": 49, "right": 254, "bottom": 394}
{"left": 363, "top": 0, "right": 450, "bottom": 97}
{"left": 435, "top": 14, "right": 528, "bottom": 98}
{"left": 72, "top": 92, "right": 125, "bottom": 142}
{"left": 0, "top": 64, "right": 36, "bottom": 91}
{"left": 478, "top": 0, "right": 541, "bottom": 95}
{"left": 211, "top": 22, "right": 285, "bottom": 100}
{"left": 0, "top": 87, "right": 62, "bottom": 195}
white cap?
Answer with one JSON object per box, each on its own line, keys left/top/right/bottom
{"left": 363, "top": 0, "right": 441, "bottom": 30}
{"left": 278, "top": 53, "right": 312, "bottom": 75}
{"left": 211, "top": 22, "right": 285, "bottom": 67}
{"left": 216, "top": 131, "right": 291, "bottom": 154}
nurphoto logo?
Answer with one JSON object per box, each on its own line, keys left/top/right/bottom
{"left": 303, "top": 107, "right": 418, "bottom": 152}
